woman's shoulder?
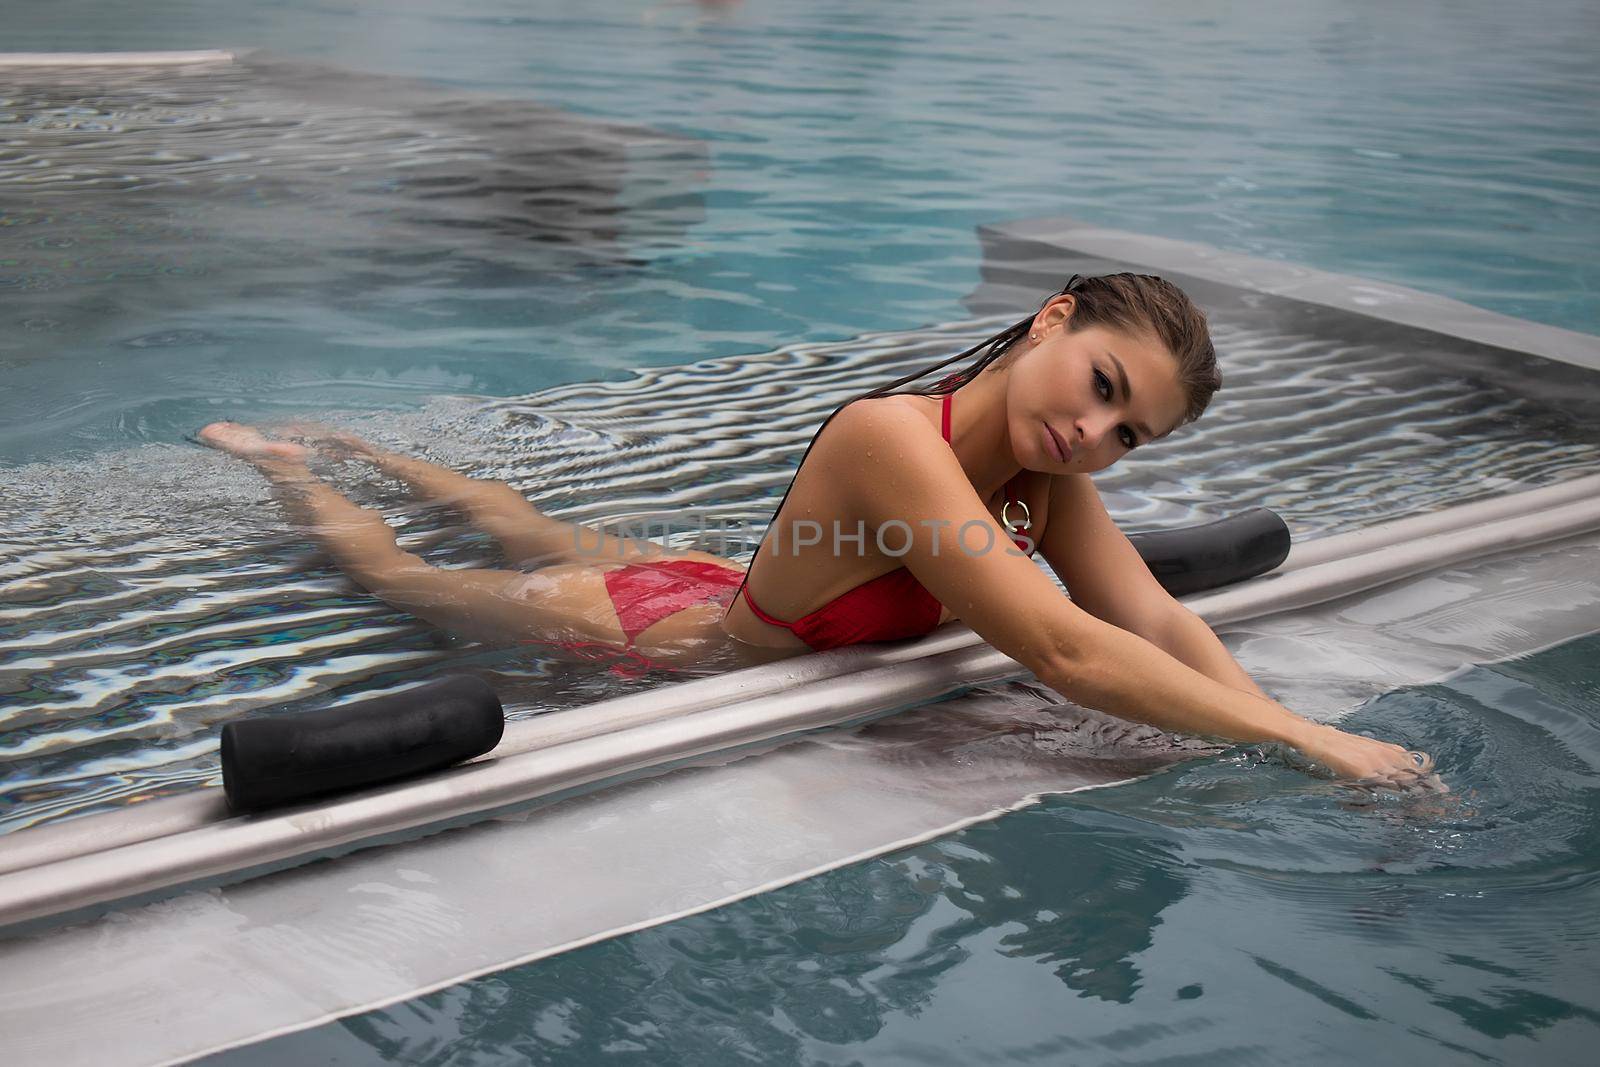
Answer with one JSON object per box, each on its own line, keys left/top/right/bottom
{"left": 803, "top": 395, "right": 949, "bottom": 498}
{"left": 823, "top": 394, "right": 939, "bottom": 444}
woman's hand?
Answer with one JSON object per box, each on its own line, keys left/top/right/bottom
{"left": 1294, "top": 723, "right": 1440, "bottom": 790}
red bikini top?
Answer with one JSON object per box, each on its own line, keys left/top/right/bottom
{"left": 737, "top": 391, "right": 1035, "bottom": 652}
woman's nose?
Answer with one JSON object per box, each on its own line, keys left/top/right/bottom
{"left": 1075, "top": 417, "right": 1109, "bottom": 450}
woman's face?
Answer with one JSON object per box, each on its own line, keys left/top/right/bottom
{"left": 1004, "top": 297, "right": 1189, "bottom": 475}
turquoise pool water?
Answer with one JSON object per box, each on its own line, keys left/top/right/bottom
{"left": 4, "top": 0, "right": 1598, "bottom": 461}
{"left": 4, "top": 1, "right": 1600, "bottom": 1061}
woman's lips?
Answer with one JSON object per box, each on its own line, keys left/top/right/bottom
{"left": 1043, "top": 422, "right": 1071, "bottom": 464}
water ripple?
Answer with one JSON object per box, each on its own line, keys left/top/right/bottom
{"left": 2, "top": 308, "right": 1599, "bottom": 832}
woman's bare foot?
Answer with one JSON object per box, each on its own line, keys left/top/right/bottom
{"left": 281, "top": 420, "right": 380, "bottom": 460}
{"left": 196, "top": 421, "right": 311, "bottom": 464}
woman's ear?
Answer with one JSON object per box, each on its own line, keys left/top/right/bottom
{"left": 1033, "top": 293, "right": 1077, "bottom": 336}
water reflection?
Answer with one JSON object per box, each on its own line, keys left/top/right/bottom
{"left": 207, "top": 635, "right": 1600, "bottom": 1063}
{"left": 0, "top": 52, "right": 709, "bottom": 455}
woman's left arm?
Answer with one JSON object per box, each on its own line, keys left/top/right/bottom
{"left": 1040, "top": 473, "right": 1269, "bottom": 700}
{"left": 1144, "top": 607, "right": 1270, "bottom": 700}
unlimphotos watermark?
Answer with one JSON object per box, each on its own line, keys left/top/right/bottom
{"left": 572, "top": 511, "right": 1035, "bottom": 559}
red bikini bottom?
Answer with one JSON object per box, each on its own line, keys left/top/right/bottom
{"left": 526, "top": 558, "right": 744, "bottom": 678}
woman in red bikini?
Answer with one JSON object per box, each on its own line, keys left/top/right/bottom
{"left": 198, "top": 273, "right": 1434, "bottom": 788}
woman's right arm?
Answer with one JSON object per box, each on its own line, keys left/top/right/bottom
{"left": 820, "top": 401, "right": 1432, "bottom": 787}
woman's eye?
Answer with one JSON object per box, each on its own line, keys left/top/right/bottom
{"left": 1119, "top": 426, "right": 1137, "bottom": 450}
{"left": 1093, "top": 369, "right": 1111, "bottom": 400}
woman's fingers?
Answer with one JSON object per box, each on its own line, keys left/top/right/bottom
{"left": 1300, "top": 727, "right": 1442, "bottom": 791}
{"left": 1352, "top": 751, "right": 1449, "bottom": 794}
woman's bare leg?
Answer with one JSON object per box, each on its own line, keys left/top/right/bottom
{"left": 295, "top": 426, "right": 737, "bottom": 572}
{"left": 196, "top": 422, "right": 628, "bottom": 647}
{"left": 290, "top": 426, "right": 651, "bottom": 568}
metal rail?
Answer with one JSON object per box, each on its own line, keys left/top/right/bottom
{"left": 0, "top": 51, "right": 235, "bottom": 68}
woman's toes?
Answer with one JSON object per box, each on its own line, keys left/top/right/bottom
{"left": 282, "top": 420, "right": 372, "bottom": 457}
{"left": 196, "top": 421, "right": 261, "bottom": 453}
{"left": 195, "top": 421, "right": 309, "bottom": 462}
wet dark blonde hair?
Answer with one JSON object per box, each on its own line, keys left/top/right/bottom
{"left": 866, "top": 273, "right": 1220, "bottom": 424}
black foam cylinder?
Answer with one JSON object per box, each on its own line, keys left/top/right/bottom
{"left": 220, "top": 674, "right": 505, "bottom": 814}
{"left": 1127, "top": 508, "right": 1291, "bottom": 597}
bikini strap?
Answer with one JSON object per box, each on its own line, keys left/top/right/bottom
{"left": 732, "top": 389, "right": 963, "bottom": 628}
{"left": 741, "top": 584, "right": 797, "bottom": 631}
{"left": 949, "top": 391, "right": 1031, "bottom": 553}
